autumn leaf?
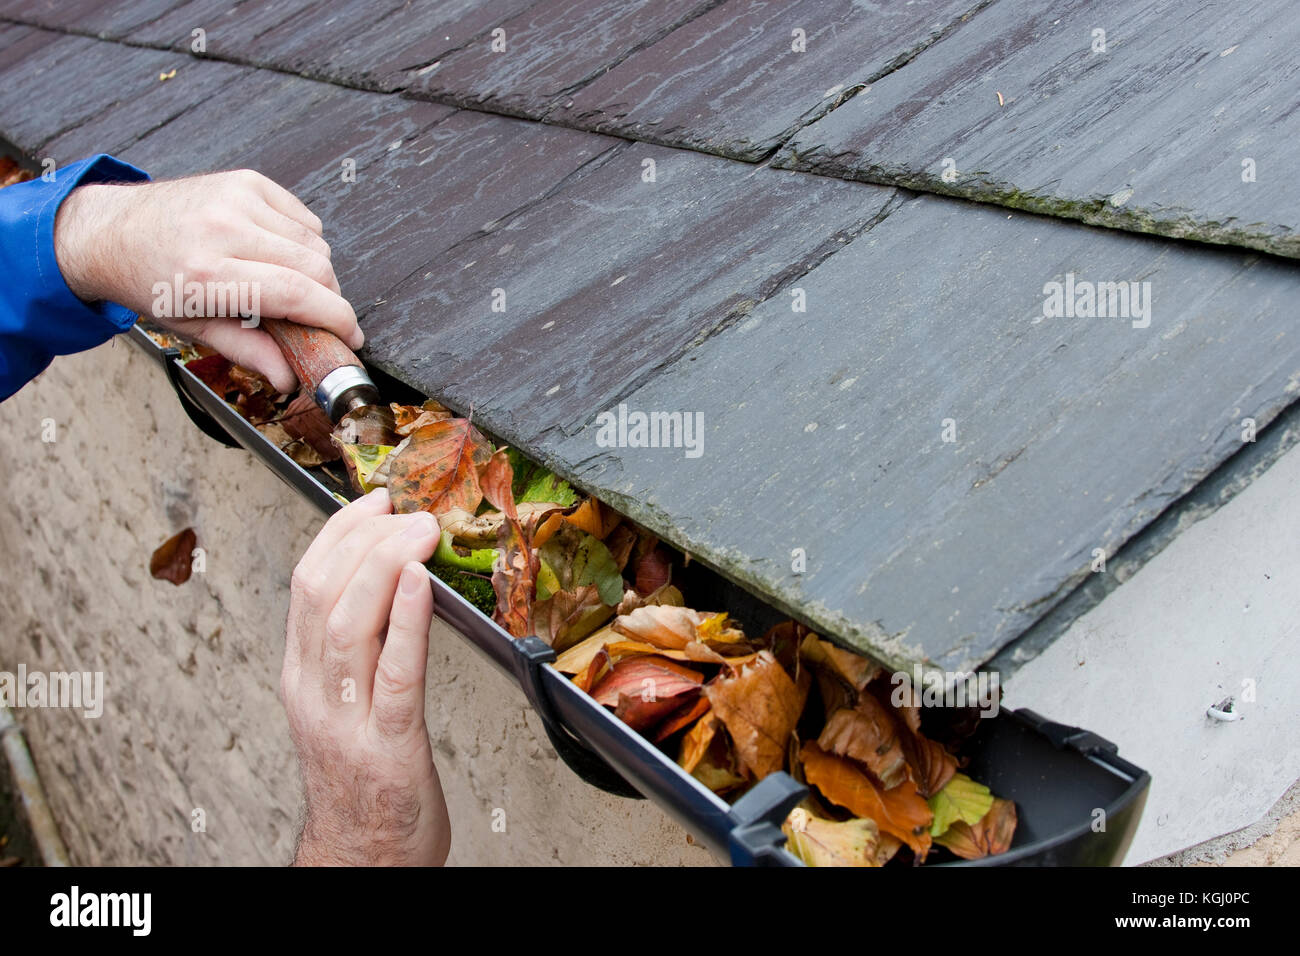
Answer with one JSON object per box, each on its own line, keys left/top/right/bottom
{"left": 678, "top": 711, "right": 719, "bottom": 774}
{"left": 150, "top": 528, "right": 197, "bottom": 585}
{"left": 533, "top": 497, "right": 620, "bottom": 547}
{"left": 506, "top": 446, "right": 578, "bottom": 507}
{"left": 679, "top": 712, "right": 746, "bottom": 792}
{"left": 900, "top": 729, "right": 958, "bottom": 798}
{"left": 533, "top": 523, "right": 624, "bottom": 649}
{"left": 613, "top": 605, "right": 743, "bottom": 651}
{"left": 280, "top": 392, "right": 338, "bottom": 461}
{"left": 540, "top": 533, "right": 623, "bottom": 606}
{"left": 818, "top": 693, "right": 909, "bottom": 789}
{"left": 392, "top": 399, "right": 453, "bottom": 436}
{"left": 438, "top": 502, "right": 566, "bottom": 546}
{"left": 800, "top": 741, "right": 934, "bottom": 859}
{"left": 928, "top": 773, "right": 995, "bottom": 837}
{"left": 616, "top": 583, "right": 685, "bottom": 616}
{"left": 553, "top": 624, "right": 622, "bottom": 674}
{"left": 535, "top": 586, "right": 614, "bottom": 651}
{"left": 333, "top": 403, "right": 398, "bottom": 446}
{"left": 591, "top": 656, "right": 703, "bottom": 708}
{"left": 653, "top": 696, "right": 710, "bottom": 742}
{"left": 782, "top": 806, "right": 880, "bottom": 867}
{"left": 572, "top": 647, "right": 611, "bottom": 694}
{"left": 799, "top": 632, "right": 880, "bottom": 692}
{"left": 633, "top": 544, "right": 672, "bottom": 596}
{"left": 592, "top": 656, "right": 703, "bottom": 733}
{"left": 386, "top": 418, "right": 493, "bottom": 517}
{"left": 185, "top": 354, "right": 233, "bottom": 395}
{"left": 704, "top": 650, "right": 804, "bottom": 780}
{"left": 334, "top": 443, "right": 395, "bottom": 493}
{"left": 478, "top": 449, "right": 539, "bottom": 639}
{"left": 935, "top": 797, "right": 1017, "bottom": 859}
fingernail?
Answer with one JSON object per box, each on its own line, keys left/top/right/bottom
{"left": 402, "top": 512, "right": 437, "bottom": 538}
{"left": 399, "top": 563, "right": 425, "bottom": 595}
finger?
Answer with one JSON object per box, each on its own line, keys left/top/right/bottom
{"left": 320, "top": 512, "right": 439, "bottom": 712}
{"left": 253, "top": 174, "right": 324, "bottom": 236}
{"left": 229, "top": 259, "right": 362, "bottom": 349}
{"left": 300, "top": 511, "right": 433, "bottom": 667}
{"left": 193, "top": 320, "right": 298, "bottom": 393}
{"left": 288, "top": 491, "right": 394, "bottom": 675}
{"left": 233, "top": 226, "right": 341, "bottom": 295}
{"left": 370, "top": 561, "right": 435, "bottom": 740}
{"left": 298, "top": 488, "right": 392, "bottom": 575}
{"left": 249, "top": 203, "right": 332, "bottom": 263}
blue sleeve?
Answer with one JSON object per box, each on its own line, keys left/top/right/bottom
{"left": 0, "top": 154, "right": 151, "bottom": 401}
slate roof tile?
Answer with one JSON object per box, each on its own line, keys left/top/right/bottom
{"left": 3, "top": 5, "right": 1297, "bottom": 672}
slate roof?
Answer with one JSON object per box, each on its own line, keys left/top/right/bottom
{"left": 3, "top": 1, "right": 1297, "bottom": 676}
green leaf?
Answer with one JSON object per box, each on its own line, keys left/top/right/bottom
{"left": 536, "top": 558, "right": 561, "bottom": 602}
{"left": 536, "top": 528, "right": 623, "bottom": 606}
{"left": 507, "top": 447, "right": 578, "bottom": 507}
{"left": 928, "top": 773, "right": 995, "bottom": 837}
{"left": 573, "top": 534, "right": 624, "bottom": 606}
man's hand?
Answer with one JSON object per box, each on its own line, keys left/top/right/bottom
{"left": 53, "top": 168, "right": 361, "bottom": 394}
{"left": 281, "top": 488, "right": 450, "bottom": 866}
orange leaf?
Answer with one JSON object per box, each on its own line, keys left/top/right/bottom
{"left": 678, "top": 711, "right": 721, "bottom": 775}
{"left": 533, "top": 497, "right": 620, "bottom": 547}
{"left": 799, "top": 632, "right": 880, "bottom": 692}
{"left": 704, "top": 651, "right": 804, "bottom": 780}
{"left": 653, "top": 696, "right": 711, "bottom": 742}
{"left": 387, "top": 418, "right": 493, "bottom": 517}
{"left": 572, "top": 648, "right": 611, "bottom": 694}
{"left": 391, "top": 399, "right": 452, "bottom": 436}
{"left": 800, "top": 741, "right": 934, "bottom": 859}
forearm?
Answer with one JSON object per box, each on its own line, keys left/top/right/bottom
{"left": 0, "top": 155, "right": 150, "bottom": 401}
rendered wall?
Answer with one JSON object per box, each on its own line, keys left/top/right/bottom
{"left": 0, "top": 339, "right": 711, "bottom": 866}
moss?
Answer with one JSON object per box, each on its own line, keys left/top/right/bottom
{"left": 429, "top": 563, "right": 497, "bottom": 616}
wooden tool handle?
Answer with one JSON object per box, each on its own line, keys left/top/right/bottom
{"left": 262, "top": 318, "right": 361, "bottom": 394}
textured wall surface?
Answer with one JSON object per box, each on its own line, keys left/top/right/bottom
{"left": 0, "top": 340, "right": 712, "bottom": 866}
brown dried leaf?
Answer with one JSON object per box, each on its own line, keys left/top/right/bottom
{"left": 901, "top": 730, "right": 958, "bottom": 798}
{"left": 934, "top": 797, "right": 1018, "bottom": 860}
{"left": 704, "top": 650, "right": 804, "bottom": 780}
{"left": 149, "top": 528, "right": 197, "bottom": 586}
{"left": 478, "top": 450, "right": 539, "bottom": 639}
{"left": 799, "top": 632, "right": 880, "bottom": 692}
{"left": 392, "top": 399, "right": 453, "bottom": 436}
{"left": 280, "top": 392, "right": 338, "bottom": 461}
{"left": 818, "top": 694, "right": 910, "bottom": 789}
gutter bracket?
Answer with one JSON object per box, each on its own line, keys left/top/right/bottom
{"left": 726, "top": 772, "right": 806, "bottom": 866}
{"left": 509, "top": 635, "right": 645, "bottom": 800}
{"left": 1017, "top": 708, "right": 1119, "bottom": 756}
{"left": 161, "top": 346, "right": 242, "bottom": 448}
